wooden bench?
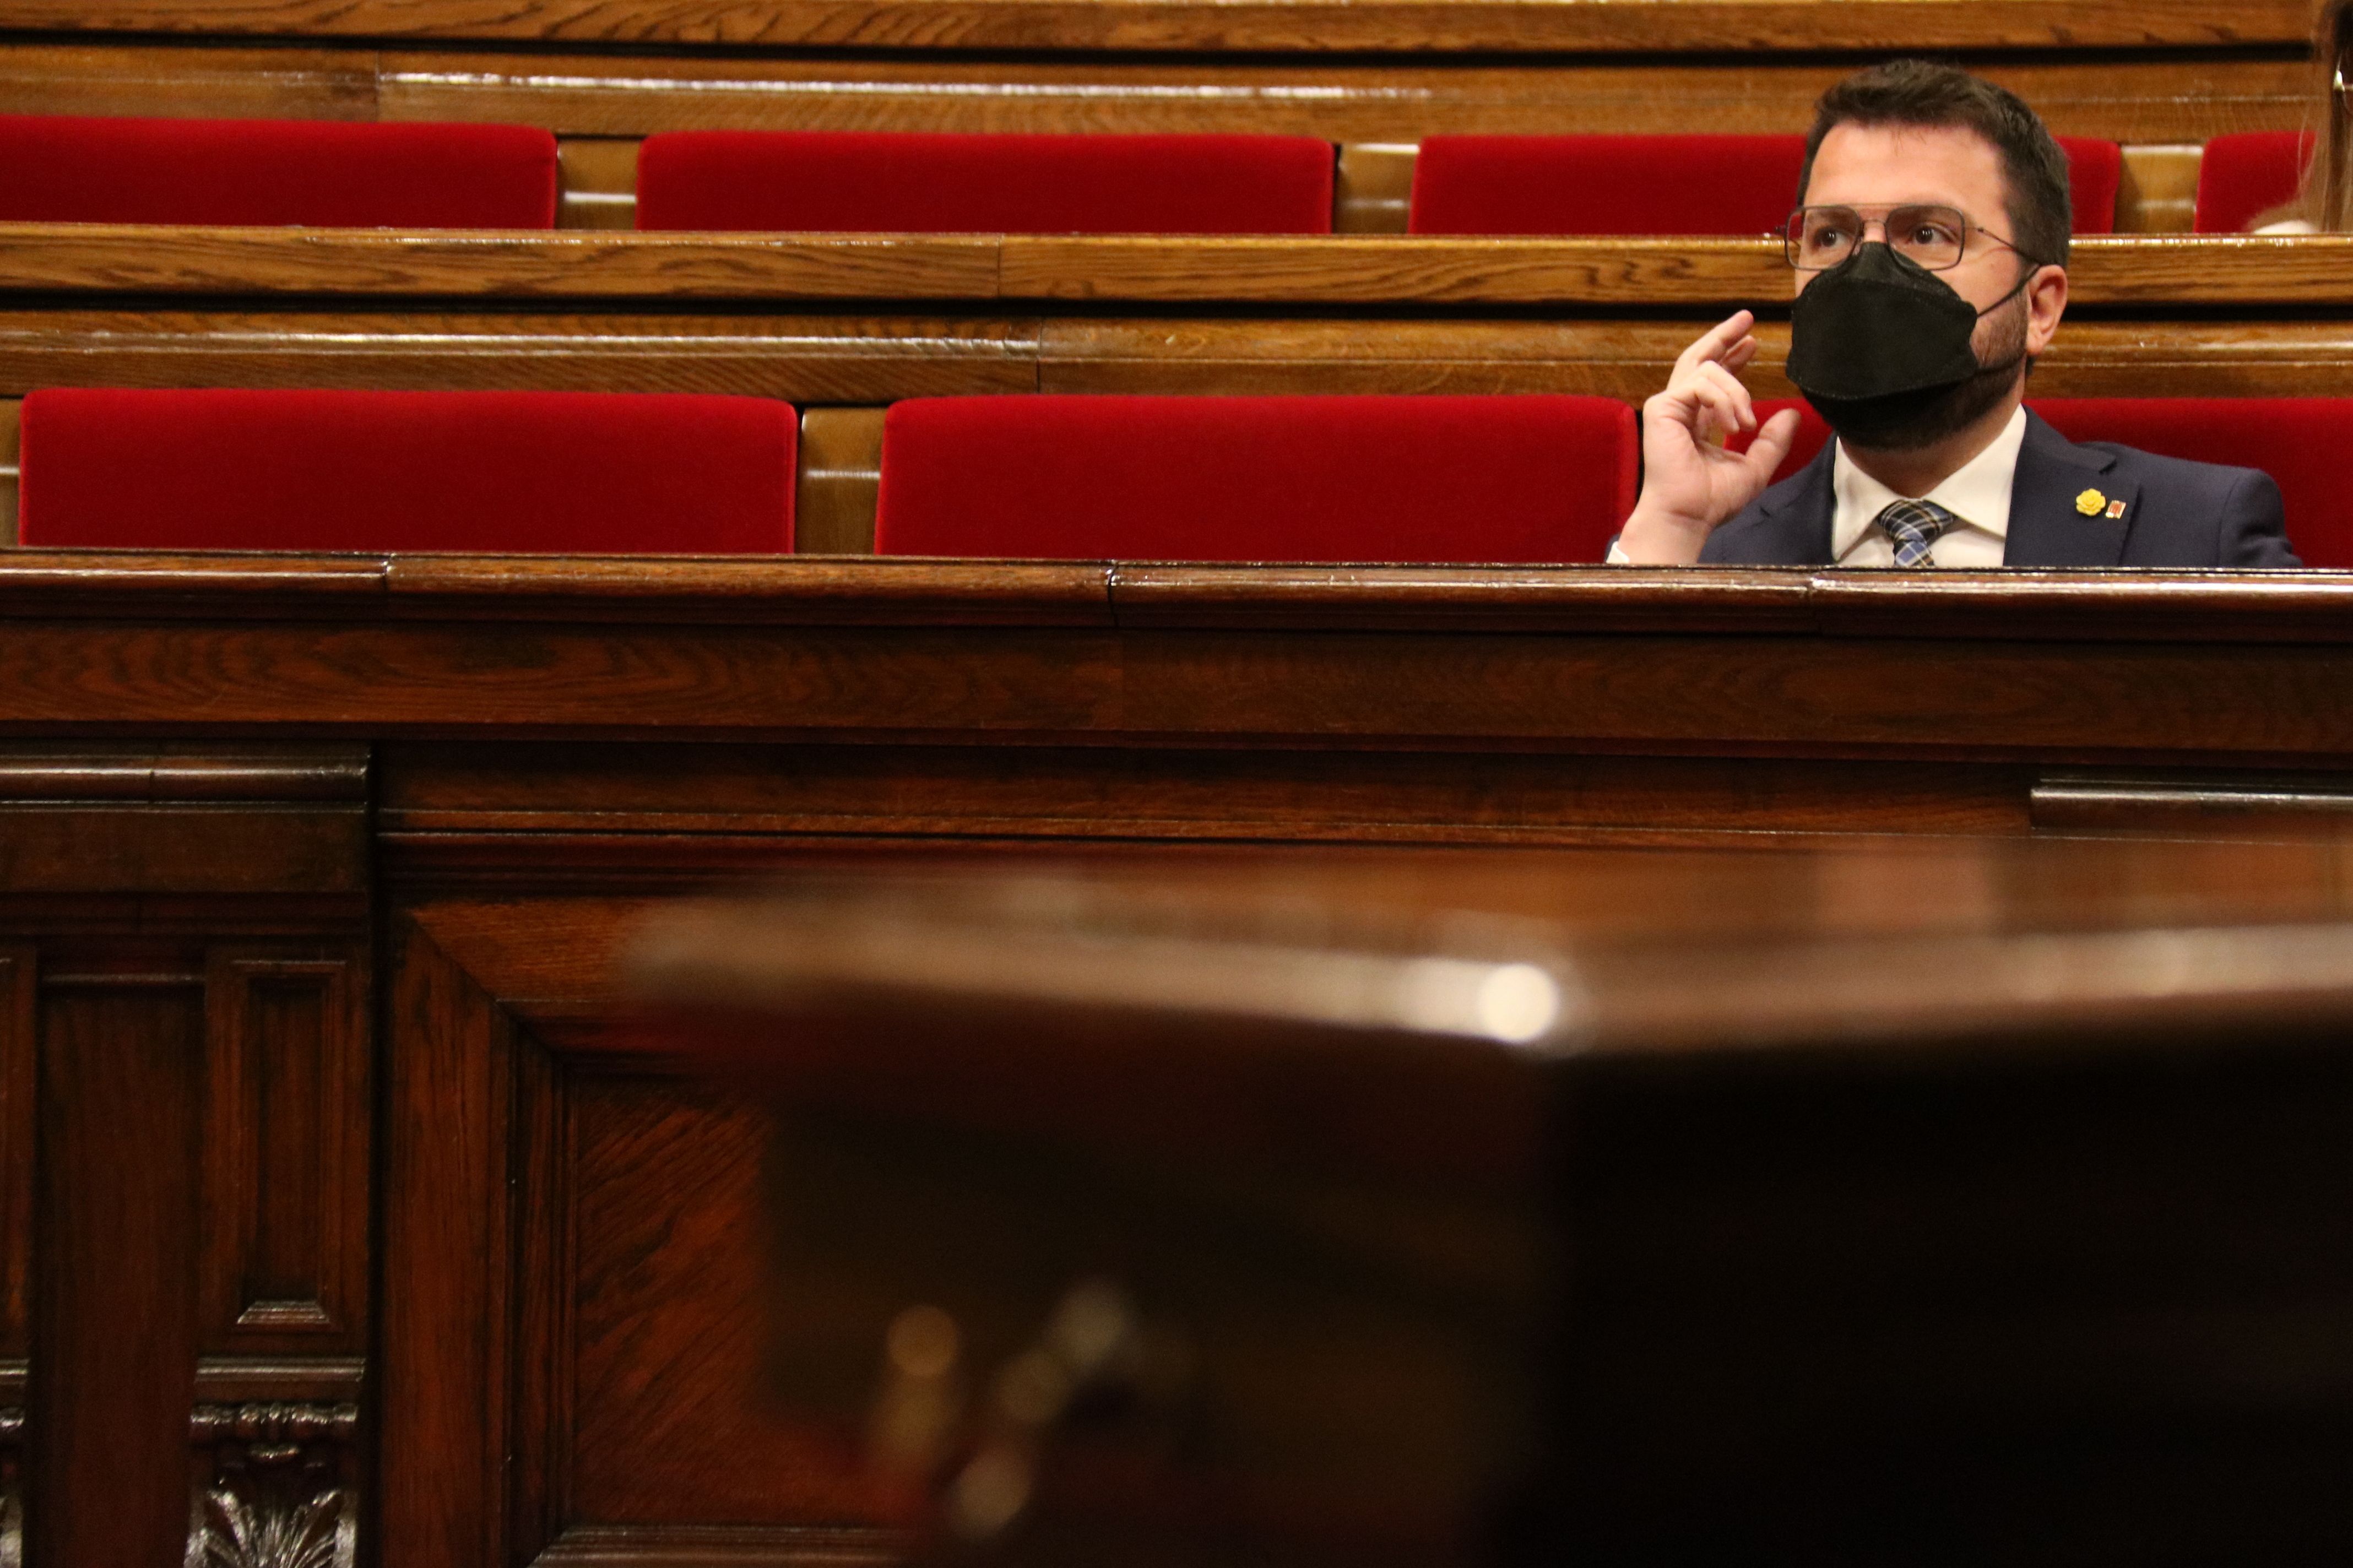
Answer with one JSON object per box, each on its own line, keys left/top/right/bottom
{"left": 3, "top": 231, "right": 2352, "bottom": 549}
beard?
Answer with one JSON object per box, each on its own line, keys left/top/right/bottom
{"left": 1804, "top": 293, "right": 2031, "bottom": 454}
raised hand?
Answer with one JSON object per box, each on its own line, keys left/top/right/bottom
{"left": 1614, "top": 311, "right": 1802, "bottom": 565}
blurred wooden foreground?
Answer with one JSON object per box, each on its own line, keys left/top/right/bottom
{"left": 628, "top": 844, "right": 2353, "bottom": 1564}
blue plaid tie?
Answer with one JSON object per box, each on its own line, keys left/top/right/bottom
{"left": 1876, "top": 498, "right": 1958, "bottom": 567}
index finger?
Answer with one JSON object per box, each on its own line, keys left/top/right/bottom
{"left": 1676, "top": 310, "right": 1758, "bottom": 372}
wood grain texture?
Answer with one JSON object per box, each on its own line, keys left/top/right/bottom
{"left": 9, "top": 567, "right": 2353, "bottom": 777}
{"left": 379, "top": 913, "right": 517, "bottom": 1568}
{"left": 34, "top": 967, "right": 205, "bottom": 1568}
{"left": 0, "top": 42, "right": 2307, "bottom": 143}
{"left": 0, "top": 947, "right": 27, "bottom": 1360}
{"left": 9, "top": 230, "right": 2353, "bottom": 306}
{"left": 0, "top": 310, "right": 1040, "bottom": 401}
{"left": 566, "top": 1079, "right": 883, "bottom": 1526}
{"left": 198, "top": 948, "right": 370, "bottom": 1350}
{"left": 1, "top": 398, "right": 17, "bottom": 550}
{"left": 10, "top": 312, "right": 2353, "bottom": 407}
{"left": 376, "top": 740, "right": 2037, "bottom": 861}
{"left": 1040, "top": 317, "right": 2353, "bottom": 400}
{"left": 559, "top": 136, "right": 639, "bottom": 231}
{"left": 391, "top": 897, "right": 905, "bottom": 1564}
{"left": 795, "top": 406, "right": 886, "bottom": 555}
{"left": 0, "top": 225, "right": 1001, "bottom": 301}
{"left": 1002, "top": 234, "right": 2353, "bottom": 307}
{"left": 0, "top": 0, "right": 2312, "bottom": 53}
{"left": 0, "top": 41, "right": 378, "bottom": 121}
{"left": 378, "top": 50, "right": 2314, "bottom": 142}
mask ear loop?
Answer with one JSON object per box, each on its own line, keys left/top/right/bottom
{"left": 1966, "top": 260, "right": 2046, "bottom": 383}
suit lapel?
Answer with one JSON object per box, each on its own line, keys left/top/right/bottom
{"left": 1752, "top": 442, "right": 1839, "bottom": 566}
{"left": 2003, "top": 410, "right": 2135, "bottom": 567}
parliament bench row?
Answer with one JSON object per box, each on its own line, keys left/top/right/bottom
{"left": 0, "top": 115, "right": 2321, "bottom": 236}
{"left": 3, "top": 386, "right": 2346, "bottom": 565}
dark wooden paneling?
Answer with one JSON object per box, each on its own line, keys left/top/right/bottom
{"left": 567, "top": 1079, "right": 879, "bottom": 1527}
{"left": 34, "top": 964, "right": 205, "bottom": 1568}
{"left": 387, "top": 896, "right": 904, "bottom": 1565}
{"left": 0, "top": 946, "right": 26, "bottom": 1568}
{"left": 0, "top": 0, "right": 2311, "bottom": 53}
{"left": 198, "top": 950, "right": 369, "bottom": 1349}
{"left": 375, "top": 741, "right": 2037, "bottom": 861}
{"left": 380, "top": 914, "right": 514, "bottom": 1568}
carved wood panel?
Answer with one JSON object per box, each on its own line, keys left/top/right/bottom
{"left": 0, "top": 744, "right": 371, "bottom": 1568}
{"left": 199, "top": 951, "right": 370, "bottom": 1350}
{"left": 35, "top": 959, "right": 208, "bottom": 1568}
{"left": 385, "top": 903, "right": 904, "bottom": 1567}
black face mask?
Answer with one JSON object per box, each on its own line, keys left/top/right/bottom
{"left": 1785, "top": 241, "right": 2032, "bottom": 452}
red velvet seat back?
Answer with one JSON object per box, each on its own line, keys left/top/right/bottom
{"left": 1737, "top": 395, "right": 2345, "bottom": 565}
{"left": 1407, "top": 135, "right": 2123, "bottom": 235}
{"left": 2195, "top": 131, "right": 2316, "bottom": 233}
{"left": 0, "top": 115, "right": 558, "bottom": 227}
{"left": 1410, "top": 135, "right": 1808, "bottom": 236}
{"left": 874, "top": 394, "right": 1639, "bottom": 563}
{"left": 2059, "top": 137, "right": 2124, "bottom": 234}
{"left": 636, "top": 132, "right": 1335, "bottom": 234}
{"left": 18, "top": 389, "right": 795, "bottom": 554}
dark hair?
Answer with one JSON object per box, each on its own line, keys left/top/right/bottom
{"left": 1798, "top": 59, "right": 2073, "bottom": 268}
{"left": 2263, "top": 0, "right": 2353, "bottom": 229}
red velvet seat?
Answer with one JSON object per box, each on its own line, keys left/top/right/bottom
{"left": 2194, "top": 131, "right": 2316, "bottom": 232}
{"left": 873, "top": 394, "right": 1638, "bottom": 563}
{"left": 1408, "top": 135, "right": 2123, "bottom": 235}
{"left": 0, "top": 116, "right": 558, "bottom": 227}
{"left": 18, "top": 389, "right": 795, "bottom": 553}
{"left": 636, "top": 132, "right": 1335, "bottom": 234}
{"left": 1737, "top": 396, "right": 2346, "bottom": 565}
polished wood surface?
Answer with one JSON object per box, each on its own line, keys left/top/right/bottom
{"left": 0, "top": 0, "right": 2313, "bottom": 53}
{"left": 6, "top": 312, "right": 2350, "bottom": 409}
{"left": 8, "top": 560, "right": 2353, "bottom": 1564}
{"left": 628, "top": 844, "right": 2353, "bottom": 1560}
{"left": 8, "top": 229, "right": 2353, "bottom": 306}
{"left": 0, "top": 42, "right": 2311, "bottom": 150}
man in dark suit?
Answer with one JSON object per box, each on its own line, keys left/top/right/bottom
{"left": 1612, "top": 61, "right": 2300, "bottom": 568}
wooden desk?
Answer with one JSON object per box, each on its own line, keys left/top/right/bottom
{"left": 627, "top": 843, "right": 2353, "bottom": 1561}
{"left": 12, "top": 556, "right": 2353, "bottom": 1566}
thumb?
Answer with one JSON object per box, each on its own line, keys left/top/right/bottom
{"left": 1744, "top": 408, "right": 1803, "bottom": 484}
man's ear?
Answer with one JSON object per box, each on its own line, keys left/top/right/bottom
{"left": 2024, "top": 264, "right": 2068, "bottom": 355}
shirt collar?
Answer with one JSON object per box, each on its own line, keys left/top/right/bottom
{"left": 1830, "top": 404, "right": 2029, "bottom": 560}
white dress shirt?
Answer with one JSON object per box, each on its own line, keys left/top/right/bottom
{"left": 1607, "top": 405, "right": 2028, "bottom": 566}
{"left": 1826, "top": 404, "right": 2025, "bottom": 567}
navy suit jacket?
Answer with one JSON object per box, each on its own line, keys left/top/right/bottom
{"left": 1698, "top": 410, "right": 2300, "bottom": 568}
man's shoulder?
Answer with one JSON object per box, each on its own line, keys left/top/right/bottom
{"left": 1698, "top": 462, "right": 1832, "bottom": 565}
{"left": 2068, "top": 437, "right": 2268, "bottom": 502}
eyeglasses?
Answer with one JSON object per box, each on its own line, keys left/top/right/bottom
{"left": 1783, "top": 203, "right": 2035, "bottom": 272}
